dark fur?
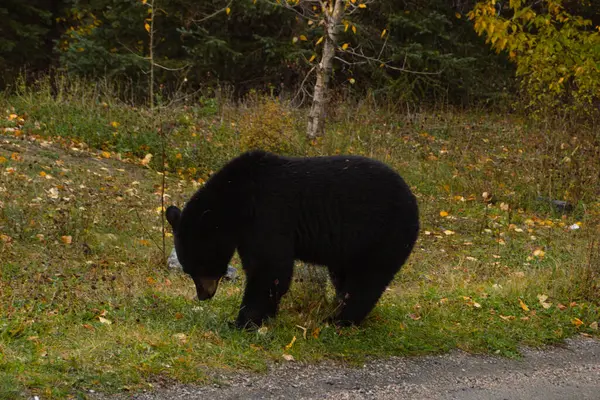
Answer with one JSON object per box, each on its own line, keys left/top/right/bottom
{"left": 166, "top": 150, "right": 419, "bottom": 328}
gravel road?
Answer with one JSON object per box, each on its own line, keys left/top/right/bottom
{"left": 112, "top": 337, "right": 600, "bottom": 400}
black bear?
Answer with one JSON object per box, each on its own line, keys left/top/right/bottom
{"left": 166, "top": 150, "right": 419, "bottom": 328}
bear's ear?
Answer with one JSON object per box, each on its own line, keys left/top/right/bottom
{"left": 165, "top": 206, "right": 182, "bottom": 230}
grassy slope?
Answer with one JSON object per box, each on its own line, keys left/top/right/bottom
{"left": 0, "top": 93, "right": 599, "bottom": 399}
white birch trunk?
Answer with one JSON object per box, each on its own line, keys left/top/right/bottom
{"left": 306, "top": 0, "right": 344, "bottom": 139}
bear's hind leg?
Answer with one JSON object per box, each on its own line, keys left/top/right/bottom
{"left": 331, "top": 267, "right": 396, "bottom": 327}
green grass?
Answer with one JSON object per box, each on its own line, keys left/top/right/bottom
{"left": 0, "top": 84, "right": 599, "bottom": 399}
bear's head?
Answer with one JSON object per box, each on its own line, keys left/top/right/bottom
{"left": 166, "top": 204, "right": 234, "bottom": 301}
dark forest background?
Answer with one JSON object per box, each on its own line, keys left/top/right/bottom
{"left": 0, "top": 0, "right": 520, "bottom": 106}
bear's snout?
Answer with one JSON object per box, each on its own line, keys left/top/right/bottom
{"left": 192, "top": 276, "right": 220, "bottom": 300}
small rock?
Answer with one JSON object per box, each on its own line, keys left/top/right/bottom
{"left": 295, "top": 263, "right": 328, "bottom": 289}
{"left": 167, "top": 248, "right": 181, "bottom": 269}
{"left": 224, "top": 265, "right": 238, "bottom": 281}
{"left": 168, "top": 248, "right": 238, "bottom": 281}
{"left": 536, "top": 196, "right": 573, "bottom": 212}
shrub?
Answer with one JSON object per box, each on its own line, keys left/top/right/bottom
{"left": 237, "top": 95, "right": 300, "bottom": 154}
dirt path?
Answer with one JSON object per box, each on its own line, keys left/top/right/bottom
{"left": 113, "top": 337, "right": 600, "bottom": 400}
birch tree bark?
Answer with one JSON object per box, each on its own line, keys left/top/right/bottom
{"left": 306, "top": 0, "right": 344, "bottom": 139}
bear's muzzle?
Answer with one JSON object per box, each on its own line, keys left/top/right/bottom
{"left": 192, "top": 276, "right": 220, "bottom": 300}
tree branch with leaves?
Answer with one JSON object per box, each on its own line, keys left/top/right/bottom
{"left": 260, "top": 0, "right": 440, "bottom": 138}
{"left": 468, "top": 0, "right": 600, "bottom": 117}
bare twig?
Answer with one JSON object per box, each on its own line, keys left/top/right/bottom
{"left": 260, "top": 0, "right": 320, "bottom": 22}
{"left": 151, "top": 62, "right": 191, "bottom": 72}
{"left": 133, "top": 208, "right": 164, "bottom": 254}
{"left": 377, "top": 29, "right": 390, "bottom": 61}
{"left": 149, "top": 0, "right": 155, "bottom": 111}
{"left": 291, "top": 65, "right": 316, "bottom": 106}
{"left": 344, "top": 48, "right": 443, "bottom": 75}
{"left": 192, "top": 0, "right": 233, "bottom": 23}
{"left": 334, "top": 56, "right": 367, "bottom": 66}
{"left": 160, "top": 122, "right": 167, "bottom": 265}
{"left": 116, "top": 40, "right": 191, "bottom": 72}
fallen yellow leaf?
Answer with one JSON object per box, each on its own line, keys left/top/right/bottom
{"left": 141, "top": 153, "right": 153, "bottom": 166}
{"left": 571, "top": 318, "right": 584, "bottom": 327}
{"left": 312, "top": 327, "right": 321, "bottom": 339}
{"left": 98, "top": 316, "right": 112, "bottom": 325}
{"left": 48, "top": 187, "right": 59, "bottom": 199}
{"left": 0, "top": 234, "right": 12, "bottom": 243}
{"left": 172, "top": 333, "right": 188, "bottom": 343}
{"left": 258, "top": 326, "right": 268, "bottom": 335}
{"left": 519, "top": 298, "right": 530, "bottom": 312}
{"left": 61, "top": 235, "right": 72, "bottom": 245}
{"left": 537, "top": 294, "right": 552, "bottom": 309}
{"left": 284, "top": 336, "right": 297, "bottom": 350}
{"left": 439, "top": 211, "right": 449, "bottom": 217}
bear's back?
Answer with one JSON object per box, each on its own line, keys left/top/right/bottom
{"left": 226, "top": 151, "right": 419, "bottom": 266}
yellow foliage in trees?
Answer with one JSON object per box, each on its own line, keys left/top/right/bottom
{"left": 468, "top": 0, "right": 599, "bottom": 117}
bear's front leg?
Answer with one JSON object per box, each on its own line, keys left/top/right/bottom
{"left": 235, "top": 266, "right": 292, "bottom": 329}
